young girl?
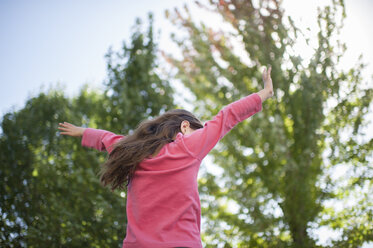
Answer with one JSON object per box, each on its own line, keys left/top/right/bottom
{"left": 58, "top": 66, "right": 274, "bottom": 248}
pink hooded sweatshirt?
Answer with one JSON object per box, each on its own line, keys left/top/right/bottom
{"left": 81, "top": 93, "right": 262, "bottom": 248}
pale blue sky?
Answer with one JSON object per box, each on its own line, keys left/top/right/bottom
{"left": 0, "top": 0, "right": 187, "bottom": 116}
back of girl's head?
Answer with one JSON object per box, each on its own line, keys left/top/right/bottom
{"left": 98, "top": 109, "right": 203, "bottom": 191}
{"left": 134, "top": 109, "right": 203, "bottom": 140}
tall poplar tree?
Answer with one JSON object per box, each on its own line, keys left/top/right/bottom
{"left": 165, "top": 1, "right": 372, "bottom": 247}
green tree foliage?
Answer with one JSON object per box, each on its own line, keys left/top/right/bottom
{"left": 164, "top": 0, "right": 372, "bottom": 247}
{"left": 0, "top": 13, "right": 174, "bottom": 247}
{"left": 99, "top": 13, "right": 175, "bottom": 132}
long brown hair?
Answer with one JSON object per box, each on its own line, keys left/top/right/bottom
{"left": 98, "top": 109, "right": 203, "bottom": 191}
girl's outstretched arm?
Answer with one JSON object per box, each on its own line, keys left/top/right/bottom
{"left": 58, "top": 122, "right": 125, "bottom": 154}
{"left": 181, "top": 65, "right": 274, "bottom": 161}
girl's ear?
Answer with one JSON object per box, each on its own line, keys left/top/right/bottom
{"left": 181, "top": 120, "right": 190, "bottom": 128}
{"left": 180, "top": 120, "right": 190, "bottom": 134}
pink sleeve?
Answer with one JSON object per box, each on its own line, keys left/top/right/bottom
{"left": 81, "top": 128, "right": 125, "bottom": 154}
{"left": 183, "top": 93, "right": 262, "bottom": 161}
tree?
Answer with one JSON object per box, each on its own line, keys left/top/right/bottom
{"left": 164, "top": 0, "right": 372, "bottom": 247}
{"left": 98, "top": 13, "right": 175, "bottom": 133}
{"left": 0, "top": 13, "right": 175, "bottom": 247}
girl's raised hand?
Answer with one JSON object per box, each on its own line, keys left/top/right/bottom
{"left": 58, "top": 122, "right": 86, "bottom": 137}
{"left": 262, "top": 66, "right": 274, "bottom": 98}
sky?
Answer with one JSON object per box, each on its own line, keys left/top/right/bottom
{"left": 0, "top": 0, "right": 186, "bottom": 116}
{"left": 1, "top": 0, "right": 373, "bottom": 246}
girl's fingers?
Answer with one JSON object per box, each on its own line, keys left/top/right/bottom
{"left": 268, "top": 66, "right": 272, "bottom": 75}
{"left": 59, "top": 122, "right": 73, "bottom": 127}
{"left": 58, "top": 127, "right": 73, "bottom": 133}
{"left": 60, "top": 131, "right": 75, "bottom": 136}
{"left": 58, "top": 128, "right": 68, "bottom": 133}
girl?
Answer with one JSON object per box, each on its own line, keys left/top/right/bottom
{"left": 58, "top": 66, "right": 274, "bottom": 248}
